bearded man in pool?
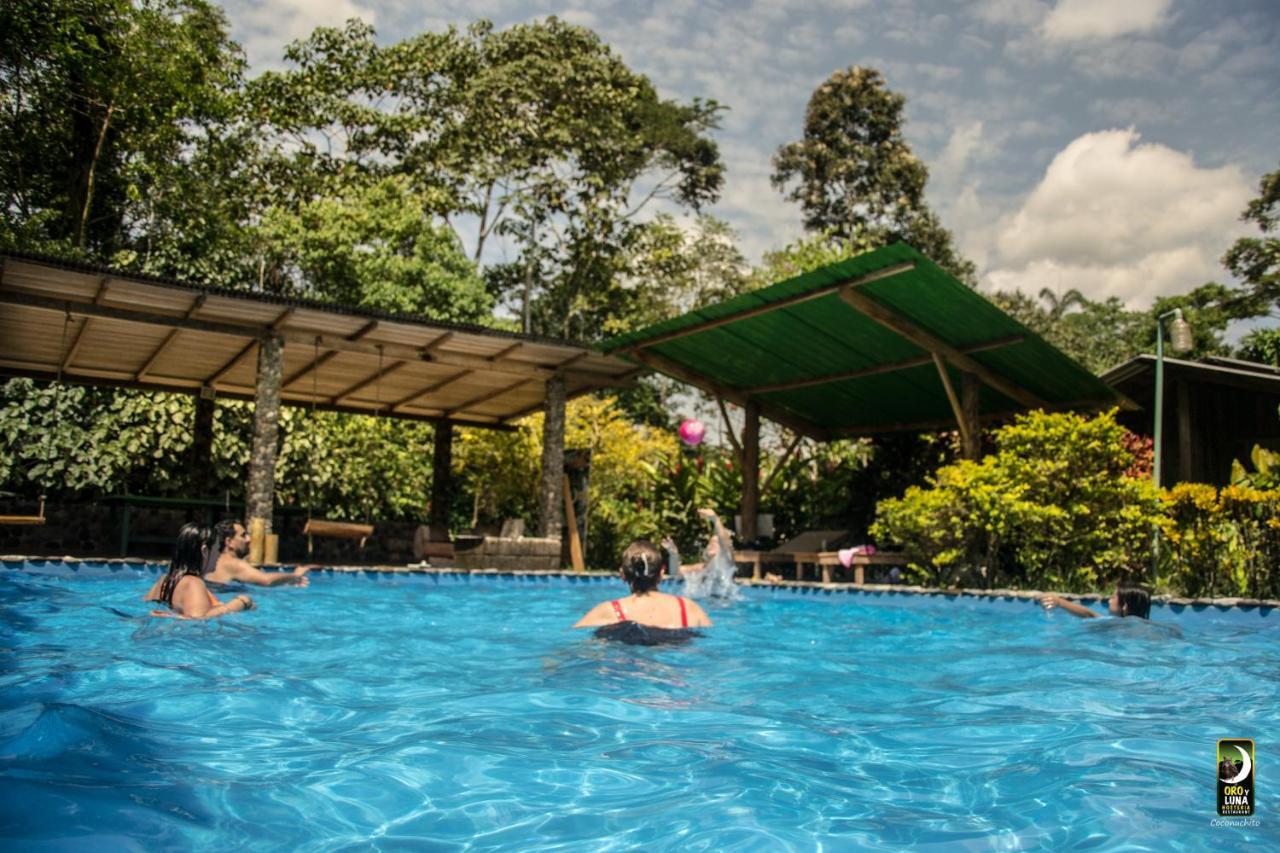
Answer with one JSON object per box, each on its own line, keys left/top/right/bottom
{"left": 204, "top": 519, "right": 312, "bottom": 588}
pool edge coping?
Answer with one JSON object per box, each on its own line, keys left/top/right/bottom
{"left": 4, "top": 554, "right": 1277, "bottom": 610}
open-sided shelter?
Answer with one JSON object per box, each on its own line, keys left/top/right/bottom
{"left": 0, "top": 251, "right": 640, "bottom": 543}
{"left": 603, "top": 242, "right": 1129, "bottom": 540}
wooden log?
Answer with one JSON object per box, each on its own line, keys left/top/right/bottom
{"left": 249, "top": 516, "right": 266, "bottom": 565}
{"left": 304, "top": 519, "right": 375, "bottom": 540}
{"left": 563, "top": 474, "right": 585, "bottom": 572}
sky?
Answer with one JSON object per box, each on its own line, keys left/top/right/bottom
{"left": 220, "top": 0, "right": 1280, "bottom": 312}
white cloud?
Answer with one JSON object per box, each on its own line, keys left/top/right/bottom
{"left": 934, "top": 121, "right": 986, "bottom": 188}
{"left": 983, "top": 128, "right": 1252, "bottom": 306}
{"left": 224, "top": 0, "right": 379, "bottom": 68}
{"left": 972, "top": 0, "right": 1048, "bottom": 28}
{"left": 1042, "top": 0, "right": 1171, "bottom": 43}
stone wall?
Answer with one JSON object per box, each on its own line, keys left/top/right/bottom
{"left": 0, "top": 499, "right": 423, "bottom": 565}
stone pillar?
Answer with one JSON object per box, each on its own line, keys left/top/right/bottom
{"left": 740, "top": 400, "right": 761, "bottom": 543}
{"left": 247, "top": 334, "right": 283, "bottom": 534}
{"left": 190, "top": 390, "right": 216, "bottom": 495}
{"left": 538, "top": 375, "right": 566, "bottom": 539}
{"left": 961, "top": 372, "right": 981, "bottom": 460}
{"left": 429, "top": 420, "right": 454, "bottom": 540}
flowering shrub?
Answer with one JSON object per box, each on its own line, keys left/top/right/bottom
{"left": 1161, "top": 484, "right": 1280, "bottom": 599}
{"left": 871, "top": 409, "right": 1160, "bottom": 591}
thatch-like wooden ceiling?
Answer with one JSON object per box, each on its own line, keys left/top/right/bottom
{"left": 0, "top": 253, "right": 641, "bottom": 429}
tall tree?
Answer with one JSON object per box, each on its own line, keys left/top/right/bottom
{"left": 771, "top": 66, "right": 975, "bottom": 284}
{"left": 1222, "top": 165, "right": 1280, "bottom": 316}
{"left": 0, "top": 0, "right": 244, "bottom": 260}
{"left": 247, "top": 17, "right": 726, "bottom": 338}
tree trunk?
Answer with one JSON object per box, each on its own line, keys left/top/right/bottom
{"left": 247, "top": 335, "right": 284, "bottom": 534}
{"left": 77, "top": 100, "right": 116, "bottom": 250}
{"left": 189, "top": 391, "right": 217, "bottom": 496}
{"left": 538, "top": 376, "right": 566, "bottom": 540}
{"left": 740, "top": 400, "right": 761, "bottom": 543}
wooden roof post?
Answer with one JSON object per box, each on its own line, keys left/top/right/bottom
{"left": 539, "top": 375, "right": 566, "bottom": 542}
{"left": 190, "top": 388, "right": 216, "bottom": 496}
{"left": 961, "top": 372, "right": 981, "bottom": 460}
{"left": 247, "top": 334, "right": 283, "bottom": 545}
{"left": 741, "top": 399, "right": 761, "bottom": 544}
{"left": 429, "top": 420, "right": 454, "bottom": 542}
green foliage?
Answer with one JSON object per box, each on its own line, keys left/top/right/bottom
{"left": 872, "top": 410, "right": 1160, "bottom": 590}
{"left": 259, "top": 177, "right": 492, "bottom": 321}
{"left": 0, "top": 379, "right": 438, "bottom": 521}
{"left": 1237, "top": 327, "right": 1280, "bottom": 365}
{"left": 249, "top": 16, "right": 726, "bottom": 340}
{"left": 770, "top": 66, "right": 975, "bottom": 285}
{"left": 0, "top": 0, "right": 245, "bottom": 259}
{"left": 1160, "top": 484, "right": 1280, "bottom": 599}
{"left": 1230, "top": 439, "right": 1280, "bottom": 490}
{"left": 1222, "top": 166, "right": 1280, "bottom": 315}
{"left": 607, "top": 215, "right": 749, "bottom": 335}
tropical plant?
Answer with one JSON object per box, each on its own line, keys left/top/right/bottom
{"left": 871, "top": 410, "right": 1160, "bottom": 591}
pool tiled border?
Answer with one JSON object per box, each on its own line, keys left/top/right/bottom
{"left": 3, "top": 555, "right": 1276, "bottom": 614}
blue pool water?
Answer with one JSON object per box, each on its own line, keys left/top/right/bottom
{"left": 1, "top": 563, "right": 1276, "bottom": 851}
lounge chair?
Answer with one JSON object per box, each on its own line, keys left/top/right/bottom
{"left": 735, "top": 530, "right": 854, "bottom": 581}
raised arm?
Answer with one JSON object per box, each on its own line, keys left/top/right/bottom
{"left": 698, "top": 508, "right": 732, "bottom": 553}
{"left": 225, "top": 557, "right": 310, "bottom": 587}
{"left": 1040, "top": 594, "right": 1099, "bottom": 619}
{"left": 660, "top": 537, "right": 682, "bottom": 576}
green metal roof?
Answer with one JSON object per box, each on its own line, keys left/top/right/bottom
{"left": 602, "top": 242, "right": 1128, "bottom": 440}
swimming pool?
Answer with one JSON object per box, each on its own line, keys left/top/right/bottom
{"left": 1, "top": 562, "right": 1275, "bottom": 850}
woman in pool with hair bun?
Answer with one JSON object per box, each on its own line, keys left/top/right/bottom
{"left": 574, "top": 539, "right": 711, "bottom": 641}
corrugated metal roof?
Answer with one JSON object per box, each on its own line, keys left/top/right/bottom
{"left": 604, "top": 242, "right": 1127, "bottom": 440}
{"left": 0, "top": 253, "right": 640, "bottom": 430}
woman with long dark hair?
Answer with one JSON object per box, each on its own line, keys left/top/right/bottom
{"left": 143, "top": 522, "right": 255, "bottom": 618}
{"left": 573, "top": 539, "right": 711, "bottom": 633}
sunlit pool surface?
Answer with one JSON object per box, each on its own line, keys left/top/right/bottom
{"left": 1, "top": 562, "right": 1276, "bottom": 851}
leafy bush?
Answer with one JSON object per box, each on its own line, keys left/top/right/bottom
{"left": 871, "top": 410, "right": 1160, "bottom": 590}
{"left": 1161, "top": 484, "right": 1280, "bottom": 599}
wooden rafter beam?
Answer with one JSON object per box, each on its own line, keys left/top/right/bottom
{"left": 207, "top": 340, "right": 258, "bottom": 386}
{"left": 0, "top": 356, "right": 519, "bottom": 431}
{"left": 620, "top": 261, "right": 915, "bottom": 354}
{"left": 498, "top": 366, "right": 648, "bottom": 423}
{"left": 932, "top": 353, "right": 970, "bottom": 449}
{"left": 391, "top": 369, "right": 472, "bottom": 411}
{"left": 745, "top": 335, "right": 1025, "bottom": 394}
{"left": 330, "top": 361, "right": 409, "bottom": 405}
{"left": 282, "top": 322, "right": 375, "bottom": 389}
{"left": 837, "top": 287, "right": 1049, "bottom": 410}
{"left": 1, "top": 289, "right": 635, "bottom": 387}
{"left": 444, "top": 378, "right": 532, "bottom": 416}
{"left": 61, "top": 278, "right": 112, "bottom": 370}
{"left": 136, "top": 294, "right": 207, "bottom": 381}
{"left": 717, "top": 396, "right": 744, "bottom": 465}
{"left": 488, "top": 341, "right": 523, "bottom": 362}
{"left": 629, "top": 348, "right": 830, "bottom": 441}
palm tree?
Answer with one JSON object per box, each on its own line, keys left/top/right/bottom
{"left": 1038, "top": 286, "right": 1086, "bottom": 321}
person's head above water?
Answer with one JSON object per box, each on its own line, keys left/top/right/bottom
{"left": 620, "top": 539, "right": 665, "bottom": 594}
{"left": 156, "top": 522, "right": 217, "bottom": 605}
{"left": 1110, "top": 585, "right": 1151, "bottom": 619}
{"left": 214, "top": 518, "right": 250, "bottom": 559}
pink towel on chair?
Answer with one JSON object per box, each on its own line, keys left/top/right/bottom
{"left": 837, "top": 545, "right": 876, "bottom": 568}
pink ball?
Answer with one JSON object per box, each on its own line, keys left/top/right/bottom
{"left": 678, "top": 418, "right": 706, "bottom": 447}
